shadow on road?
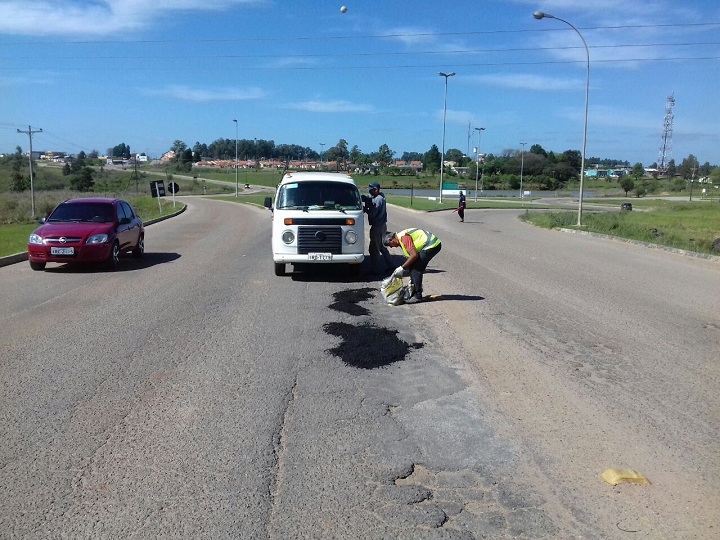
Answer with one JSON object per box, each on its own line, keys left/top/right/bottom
{"left": 41, "top": 252, "right": 181, "bottom": 273}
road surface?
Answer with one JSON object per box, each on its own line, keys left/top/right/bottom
{"left": 1, "top": 197, "right": 718, "bottom": 539}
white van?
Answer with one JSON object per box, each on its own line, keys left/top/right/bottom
{"left": 264, "top": 171, "right": 365, "bottom": 276}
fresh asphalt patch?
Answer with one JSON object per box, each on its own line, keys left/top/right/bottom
{"left": 329, "top": 287, "right": 374, "bottom": 316}
{"left": 324, "top": 287, "right": 424, "bottom": 369}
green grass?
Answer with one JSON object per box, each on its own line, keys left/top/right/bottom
{"left": 522, "top": 201, "right": 720, "bottom": 255}
{"left": 0, "top": 223, "right": 39, "bottom": 256}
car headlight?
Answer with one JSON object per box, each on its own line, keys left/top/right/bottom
{"left": 86, "top": 234, "right": 109, "bottom": 244}
{"left": 29, "top": 233, "right": 43, "bottom": 245}
{"left": 345, "top": 230, "right": 358, "bottom": 244}
{"left": 281, "top": 230, "right": 295, "bottom": 244}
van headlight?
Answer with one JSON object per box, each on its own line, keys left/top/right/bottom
{"left": 281, "top": 230, "right": 295, "bottom": 244}
{"left": 345, "top": 230, "right": 358, "bottom": 244}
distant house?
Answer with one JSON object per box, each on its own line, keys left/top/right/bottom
{"left": 161, "top": 150, "right": 176, "bottom": 162}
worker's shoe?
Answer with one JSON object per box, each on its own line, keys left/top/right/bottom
{"left": 405, "top": 294, "right": 424, "bottom": 304}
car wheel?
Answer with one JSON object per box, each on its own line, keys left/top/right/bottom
{"left": 107, "top": 241, "right": 121, "bottom": 270}
{"left": 274, "top": 262, "right": 286, "bottom": 276}
{"left": 29, "top": 261, "right": 46, "bottom": 271}
{"left": 132, "top": 234, "right": 145, "bottom": 257}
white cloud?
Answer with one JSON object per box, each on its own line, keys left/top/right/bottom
{"left": 0, "top": 0, "right": 264, "bottom": 36}
{"left": 468, "top": 73, "right": 585, "bottom": 91}
{"left": 146, "top": 85, "right": 266, "bottom": 102}
{"left": 285, "top": 100, "right": 375, "bottom": 113}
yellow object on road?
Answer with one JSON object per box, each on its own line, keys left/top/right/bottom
{"left": 601, "top": 468, "right": 651, "bottom": 485}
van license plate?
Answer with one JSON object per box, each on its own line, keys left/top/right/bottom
{"left": 51, "top": 247, "right": 74, "bottom": 255}
{"left": 308, "top": 253, "right": 332, "bottom": 261}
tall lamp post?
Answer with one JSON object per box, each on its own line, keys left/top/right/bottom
{"left": 473, "top": 127, "right": 485, "bottom": 201}
{"left": 519, "top": 142, "right": 527, "bottom": 198}
{"left": 319, "top": 142, "right": 325, "bottom": 169}
{"left": 438, "top": 71, "right": 455, "bottom": 204}
{"left": 534, "top": 10, "right": 589, "bottom": 226}
{"left": 233, "top": 119, "right": 239, "bottom": 196}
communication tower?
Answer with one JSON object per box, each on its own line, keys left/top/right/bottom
{"left": 658, "top": 93, "right": 675, "bottom": 174}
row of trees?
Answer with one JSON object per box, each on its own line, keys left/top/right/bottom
{"left": 5, "top": 137, "right": 717, "bottom": 194}
{"left": 164, "top": 136, "right": 716, "bottom": 187}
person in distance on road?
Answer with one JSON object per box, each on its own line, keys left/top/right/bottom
{"left": 457, "top": 190, "right": 466, "bottom": 222}
{"left": 383, "top": 228, "right": 442, "bottom": 304}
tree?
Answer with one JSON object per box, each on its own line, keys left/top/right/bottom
{"left": 444, "top": 148, "right": 464, "bottom": 166}
{"left": 180, "top": 148, "right": 193, "bottom": 166}
{"left": 108, "top": 143, "right": 131, "bottom": 159}
{"left": 620, "top": 177, "right": 635, "bottom": 197}
{"left": 192, "top": 142, "right": 208, "bottom": 161}
{"left": 560, "top": 149, "right": 582, "bottom": 173}
{"left": 631, "top": 162, "right": 645, "bottom": 183}
{"left": 373, "top": 144, "right": 394, "bottom": 167}
{"left": 70, "top": 167, "right": 95, "bottom": 191}
{"left": 400, "top": 151, "right": 423, "bottom": 162}
{"left": 170, "top": 140, "right": 187, "bottom": 155}
{"left": 678, "top": 154, "right": 700, "bottom": 179}
{"left": 666, "top": 159, "right": 677, "bottom": 177}
{"left": 326, "top": 138, "right": 349, "bottom": 166}
{"left": 350, "top": 145, "right": 362, "bottom": 164}
{"left": 423, "top": 145, "right": 441, "bottom": 173}
{"left": 530, "top": 144, "right": 547, "bottom": 158}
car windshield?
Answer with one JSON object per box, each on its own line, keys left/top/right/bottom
{"left": 276, "top": 181, "right": 361, "bottom": 211}
{"left": 47, "top": 202, "right": 114, "bottom": 223}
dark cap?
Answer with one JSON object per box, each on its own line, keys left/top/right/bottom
{"left": 368, "top": 182, "right": 381, "bottom": 191}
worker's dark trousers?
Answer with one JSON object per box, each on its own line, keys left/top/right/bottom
{"left": 408, "top": 243, "right": 442, "bottom": 296}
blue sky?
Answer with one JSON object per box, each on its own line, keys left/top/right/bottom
{"left": 1, "top": 0, "right": 719, "bottom": 166}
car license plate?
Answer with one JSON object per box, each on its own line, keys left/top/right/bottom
{"left": 51, "top": 247, "right": 74, "bottom": 256}
{"left": 308, "top": 253, "right": 332, "bottom": 261}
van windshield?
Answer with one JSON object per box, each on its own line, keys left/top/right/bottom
{"left": 276, "top": 181, "right": 362, "bottom": 211}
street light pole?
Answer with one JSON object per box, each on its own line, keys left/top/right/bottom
{"left": 233, "top": 119, "right": 238, "bottom": 196}
{"left": 534, "top": 11, "right": 589, "bottom": 226}
{"left": 519, "top": 142, "right": 527, "bottom": 198}
{"left": 319, "top": 142, "right": 325, "bottom": 169}
{"left": 473, "top": 127, "right": 484, "bottom": 202}
{"left": 438, "top": 72, "right": 455, "bottom": 204}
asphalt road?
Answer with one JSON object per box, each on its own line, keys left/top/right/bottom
{"left": 1, "top": 197, "right": 718, "bottom": 539}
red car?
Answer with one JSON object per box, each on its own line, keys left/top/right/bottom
{"left": 27, "top": 198, "right": 145, "bottom": 271}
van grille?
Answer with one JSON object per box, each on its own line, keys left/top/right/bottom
{"left": 297, "top": 226, "right": 342, "bottom": 254}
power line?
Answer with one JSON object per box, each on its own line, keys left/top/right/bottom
{"left": 2, "top": 41, "right": 718, "bottom": 62}
{"left": 1, "top": 55, "right": 717, "bottom": 72}
{"left": 2, "top": 22, "right": 719, "bottom": 46}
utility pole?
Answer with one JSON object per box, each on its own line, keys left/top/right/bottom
{"left": 689, "top": 166, "right": 696, "bottom": 201}
{"left": 519, "top": 142, "right": 527, "bottom": 199}
{"left": 17, "top": 125, "right": 43, "bottom": 217}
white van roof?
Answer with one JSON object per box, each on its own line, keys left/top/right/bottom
{"left": 278, "top": 171, "right": 356, "bottom": 186}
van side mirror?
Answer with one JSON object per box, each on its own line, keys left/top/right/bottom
{"left": 264, "top": 196, "right": 273, "bottom": 212}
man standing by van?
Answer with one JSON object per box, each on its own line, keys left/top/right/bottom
{"left": 364, "top": 182, "right": 393, "bottom": 275}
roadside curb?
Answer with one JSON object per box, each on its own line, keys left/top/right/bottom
{"left": 0, "top": 204, "right": 187, "bottom": 269}
{"left": 558, "top": 227, "right": 720, "bottom": 263}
